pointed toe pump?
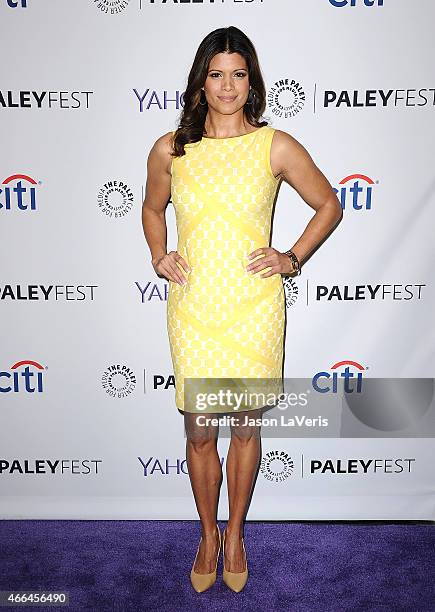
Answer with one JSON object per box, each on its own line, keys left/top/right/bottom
{"left": 222, "top": 528, "right": 249, "bottom": 593}
{"left": 190, "top": 524, "right": 221, "bottom": 593}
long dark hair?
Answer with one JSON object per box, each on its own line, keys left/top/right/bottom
{"left": 171, "top": 26, "right": 268, "bottom": 158}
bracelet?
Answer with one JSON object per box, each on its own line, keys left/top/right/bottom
{"left": 284, "top": 249, "right": 301, "bottom": 276}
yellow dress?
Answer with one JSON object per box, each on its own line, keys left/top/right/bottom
{"left": 167, "top": 125, "right": 285, "bottom": 413}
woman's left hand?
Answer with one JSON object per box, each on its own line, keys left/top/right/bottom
{"left": 246, "top": 247, "right": 295, "bottom": 277}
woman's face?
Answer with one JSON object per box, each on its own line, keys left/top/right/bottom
{"left": 203, "top": 52, "right": 250, "bottom": 114}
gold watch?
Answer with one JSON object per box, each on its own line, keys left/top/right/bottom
{"left": 284, "top": 249, "right": 301, "bottom": 275}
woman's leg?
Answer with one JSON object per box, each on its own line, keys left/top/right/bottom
{"left": 225, "top": 407, "right": 262, "bottom": 572}
{"left": 184, "top": 411, "right": 222, "bottom": 573}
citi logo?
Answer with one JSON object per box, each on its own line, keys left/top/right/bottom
{"left": 312, "top": 360, "right": 366, "bottom": 393}
{"left": 0, "top": 174, "right": 40, "bottom": 211}
{"left": 333, "top": 174, "right": 376, "bottom": 210}
{"left": 0, "top": 360, "right": 46, "bottom": 394}
{"left": 329, "top": 0, "right": 383, "bottom": 6}
{"left": 5, "top": 0, "right": 28, "bottom": 7}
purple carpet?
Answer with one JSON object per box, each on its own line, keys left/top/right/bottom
{"left": 0, "top": 520, "right": 434, "bottom": 611}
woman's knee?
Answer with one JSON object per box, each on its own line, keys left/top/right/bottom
{"left": 230, "top": 409, "right": 262, "bottom": 443}
{"left": 184, "top": 412, "right": 219, "bottom": 450}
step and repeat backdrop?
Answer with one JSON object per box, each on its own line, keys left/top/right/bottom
{"left": 1, "top": 0, "right": 434, "bottom": 519}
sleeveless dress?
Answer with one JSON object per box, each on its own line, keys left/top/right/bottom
{"left": 167, "top": 125, "right": 285, "bottom": 413}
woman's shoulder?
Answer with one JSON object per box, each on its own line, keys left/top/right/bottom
{"left": 269, "top": 127, "right": 298, "bottom": 143}
{"left": 146, "top": 131, "right": 175, "bottom": 176}
{"left": 269, "top": 127, "right": 310, "bottom": 158}
{"left": 152, "top": 130, "right": 175, "bottom": 150}
{"left": 149, "top": 130, "right": 175, "bottom": 160}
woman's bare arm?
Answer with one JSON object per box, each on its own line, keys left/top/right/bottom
{"left": 142, "top": 132, "right": 172, "bottom": 263}
{"left": 246, "top": 130, "right": 343, "bottom": 278}
{"left": 271, "top": 129, "right": 343, "bottom": 264}
{"left": 142, "top": 132, "right": 189, "bottom": 285}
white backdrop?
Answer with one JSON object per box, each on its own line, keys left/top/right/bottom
{"left": 1, "top": 0, "right": 434, "bottom": 519}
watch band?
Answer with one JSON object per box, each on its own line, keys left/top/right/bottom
{"left": 284, "top": 249, "right": 301, "bottom": 275}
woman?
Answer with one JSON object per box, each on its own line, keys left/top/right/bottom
{"left": 142, "top": 26, "right": 342, "bottom": 593}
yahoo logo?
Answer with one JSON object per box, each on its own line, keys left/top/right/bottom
{"left": 333, "top": 173, "right": 376, "bottom": 211}
{"left": 133, "top": 89, "right": 184, "bottom": 112}
{"left": 136, "top": 281, "right": 169, "bottom": 302}
{"left": 0, "top": 174, "right": 39, "bottom": 211}
{"left": 0, "top": 360, "right": 45, "bottom": 393}
{"left": 329, "top": 0, "right": 383, "bottom": 6}
{"left": 312, "top": 360, "right": 366, "bottom": 393}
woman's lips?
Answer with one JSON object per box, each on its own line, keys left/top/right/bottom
{"left": 218, "top": 96, "right": 237, "bottom": 102}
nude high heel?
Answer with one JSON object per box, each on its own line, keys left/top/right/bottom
{"left": 190, "top": 524, "right": 221, "bottom": 593}
{"left": 222, "top": 528, "right": 249, "bottom": 592}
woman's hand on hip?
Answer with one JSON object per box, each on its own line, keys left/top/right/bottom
{"left": 246, "top": 247, "right": 295, "bottom": 277}
{"left": 152, "top": 251, "right": 190, "bottom": 285}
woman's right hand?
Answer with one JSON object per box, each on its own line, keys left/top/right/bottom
{"left": 152, "top": 251, "right": 190, "bottom": 286}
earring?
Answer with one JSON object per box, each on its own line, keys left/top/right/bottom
{"left": 246, "top": 88, "right": 255, "bottom": 107}
{"left": 199, "top": 89, "right": 207, "bottom": 106}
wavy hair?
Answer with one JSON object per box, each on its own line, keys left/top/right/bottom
{"left": 171, "top": 26, "right": 268, "bottom": 158}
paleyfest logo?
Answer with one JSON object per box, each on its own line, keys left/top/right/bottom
{"left": 312, "top": 360, "right": 366, "bottom": 393}
{"left": 95, "top": 0, "right": 269, "bottom": 13}
{"left": 334, "top": 173, "right": 377, "bottom": 211}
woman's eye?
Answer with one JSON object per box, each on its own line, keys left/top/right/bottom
{"left": 209, "top": 72, "right": 247, "bottom": 78}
